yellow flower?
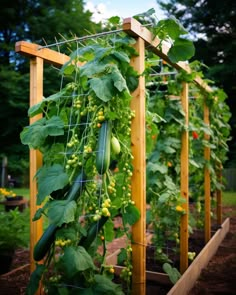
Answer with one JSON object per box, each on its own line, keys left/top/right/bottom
{"left": 0, "top": 187, "right": 16, "bottom": 198}
{"left": 176, "top": 205, "right": 184, "bottom": 212}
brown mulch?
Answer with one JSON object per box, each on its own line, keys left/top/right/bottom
{"left": 0, "top": 206, "right": 236, "bottom": 295}
{"left": 189, "top": 208, "right": 236, "bottom": 295}
{"left": 0, "top": 249, "right": 30, "bottom": 295}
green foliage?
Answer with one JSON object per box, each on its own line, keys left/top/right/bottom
{"left": 26, "top": 264, "right": 46, "bottom": 295}
{"left": 157, "top": 0, "right": 236, "bottom": 166}
{"left": 0, "top": 0, "right": 101, "bottom": 183}
{"left": 10, "top": 7, "right": 233, "bottom": 292}
{"left": 145, "top": 51, "right": 231, "bottom": 268}
{"left": 222, "top": 191, "right": 236, "bottom": 206}
{"left": 47, "top": 200, "right": 77, "bottom": 227}
{"left": 146, "top": 70, "right": 186, "bottom": 262}
{"left": 0, "top": 208, "right": 29, "bottom": 251}
{"left": 60, "top": 246, "right": 95, "bottom": 276}
{"left": 21, "top": 116, "right": 65, "bottom": 149}
{"left": 35, "top": 164, "right": 69, "bottom": 205}
{"left": 163, "top": 263, "right": 181, "bottom": 284}
{"left": 134, "top": 11, "right": 195, "bottom": 62}
{"left": 21, "top": 33, "right": 140, "bottom": 293}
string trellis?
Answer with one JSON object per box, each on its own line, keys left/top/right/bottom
{"left": 20, "top": 31, "right": 140, "bottom": 292}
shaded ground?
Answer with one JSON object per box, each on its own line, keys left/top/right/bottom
{"left": 0, "top": 206, "right": 235, "bottom": 295}
{"left": 189, "top": 207, "right": 236, "bottom": 295}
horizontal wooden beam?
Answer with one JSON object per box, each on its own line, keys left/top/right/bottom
{"left": 15, "top": 41, "right": 70, "bottom": 67}
{"left": 123, "top": 18, "right": 212, "bottom": 93}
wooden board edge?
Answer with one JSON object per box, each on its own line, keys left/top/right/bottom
{"left": 167, "top": 218, "right": 230, "bottom": 295}
{"left": 122, "top": 17, "right": 213, "bottom": 93}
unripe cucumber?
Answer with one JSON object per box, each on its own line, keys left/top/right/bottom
{"left": 111, "top": 136, "right": 121, "bottom": 154}
{"left": 96, "top": 121, "right": 112, "bottom": 174}
{"left": 79, "top": 216, "right": 108, "bottom": 250}
{"left": 33, "top": 171, "right": 86, "bottom": 261}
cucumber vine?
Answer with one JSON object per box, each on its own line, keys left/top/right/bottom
{"left": 20, "top": 9, "right": 231, "bottom": 294}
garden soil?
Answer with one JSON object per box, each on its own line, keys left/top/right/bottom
{"left": 0, "top": 206, "right": 235, "bottom": 295}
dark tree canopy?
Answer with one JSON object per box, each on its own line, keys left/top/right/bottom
{"left": 157, "top": 0, "right": 236, "bottom": 166}
{"left": 0, "top": 0, "right": 101, "bottom": 183}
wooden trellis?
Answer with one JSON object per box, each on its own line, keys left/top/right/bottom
{"left": 15, "top": 17, "right": 226, "bottom": 295}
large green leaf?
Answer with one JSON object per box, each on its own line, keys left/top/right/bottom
{"left": 168, "top": 37, "right": 195, "bottom": 63}
{"left": 158, "top": 17, "right": 188, "bottom": 40}
{"left": 125, "top": 66, "right": 139, "bottom": 92}
{"left": 60, "top": 246, "right": 95, "bottom": 278}
{"left": 36, "top": 164, "right": 69, "bottom": 205}
{"left": 117, "top": 248, "right": 127, "bottom": 265}
{"left": 111, "top": 50, "right": 130, "bottom": 64}
{"left": 80, "top": 61, "right": 107, "bottom": 78}
{"left": 104, "top": 219, "right": 115, "bottom": 242}
{"left": 20, "top": 116, "right": 64, "bottom": 149}
{"left": 92, "top": 275, "right": 124, "bottom": 295}
{"left": 163, "top": 262, "right": 181, "bottom": 284}
{"left": 164, "top": 175, "right": 177, "bottom": 191}
{"left": 45, "top": 116, "right": 65, "bottom": 136}
{"left": 89, "top": 76, "right": 115, "bottom": 102}
{"left": 20, "top": 118, "right": 47, "bottom": 149}
{"left": 42, "top": 143, "right": 65, "bottom": 165}
{"left": 123, "top": 203, "right": 140, "bottom": 226}
{"left": 28, "top": 90, "right": 66, "bottom": 117}
{"left": 47, "top": 200, "right": 77, "bottom": 227}
{"left": 147, "top": 162, "right": 168, "bottom": 174}
{"left": 26, "top": 264, "right": 46, "bottom": 295}
{"left": 111, "top": 67, "right": 128, "bottom": 92}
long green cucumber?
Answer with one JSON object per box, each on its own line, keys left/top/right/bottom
{"left": 33, "top": 223, "right": 58, "bottom": 262}
{"left": 33, "top": 171, "right": 86, "bottom": 261}
{"left": 79, "top": 216, "right": 108, "bottom": 250}
{"left": 96, "top": 121, "right": 112, "bottom": 175}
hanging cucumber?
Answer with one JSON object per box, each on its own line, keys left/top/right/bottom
{"left": 33, "top": 171, "right": 86, "bottom": 262}
{"left": 33, "top": 224, "right": 57, "bottom": 262}
{"left": 111, "top": 136, "right": 121, "bottom": 155}
{"left": 96, "top": 121, "right": 112, "bottom": 174}
{"left": 79, "top": 216, "right": 108, "bottom": 250}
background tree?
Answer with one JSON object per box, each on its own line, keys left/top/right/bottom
{"left": 157, "top": 0, "right": 236, "bottom": 167}
{"left": 0, "top": 0, "right": 101, "bottom": 185}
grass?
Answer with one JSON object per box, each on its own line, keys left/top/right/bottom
{"left": 222, "top": 191, "right": 236, "bottom": 206}
{"left": 12, "top": 187, "right": 30, "bottom": 199}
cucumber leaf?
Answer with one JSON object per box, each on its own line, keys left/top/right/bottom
{"left": 26, "top": 264, "right": 46, "bottom": 295}
{"left": 123, "top": 203, "right": 140, "bottom": 226}
{"left": 89, "top": 76, "right": 116, "bottom": 102}
{"left": 60, "top": 246, "right": 95, "bottom": 278}
{"left": 104, "top": 219, "right": 115, "bottom": 242}
{"left": 163, "top": 262, "right": 181, "bottom": 284}
{"left": 168, "top": 37, "right": 195, "bottom": 63}
{"left": 157, "top": 17, "right": 188, "bottom": 40}
{"left": 147, "top": 162, "right": 168, "bottom": 174}
{"left": 36, "top": 164, "right": 69, "bottom": 205}
{"left": 47, "top": 200, "right": 77, "bottom": 227}
{"left": 92, "top": 274, "right": 124, "bottom": 295}
{"left": 20, "top": 116, "right": 64, "bottom": 149}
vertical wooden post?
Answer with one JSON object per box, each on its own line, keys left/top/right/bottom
{"left": 216, "top": 166, "right": 222, "bottom": 225}
{"left": 180, "top": 82, "right": 189, "bottom": 273}
{"left": 29, "top": 57, "right": 43, "bottom": 273}
{"left": 130, "top": 37, "right": 146, "bottom": 295}
{"left": 204, "top": 101, "right": 211, "bottom": 243}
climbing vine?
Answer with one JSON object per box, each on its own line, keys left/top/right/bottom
{"left": 19, "top": 9, "right": 231, "bottom": 294}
